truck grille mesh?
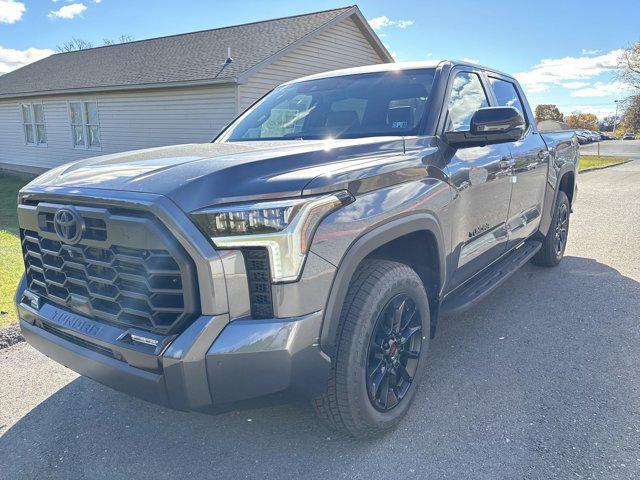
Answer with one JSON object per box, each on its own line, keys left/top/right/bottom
{"left": 19, "top": 202, "right": 199, "bottom": 334}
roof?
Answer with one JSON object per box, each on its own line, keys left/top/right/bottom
{"left": 0, "top": 6, "right": 392, "bottom": 99}
{"left": 285, "top": 60, "right": 514, "bottom": 85}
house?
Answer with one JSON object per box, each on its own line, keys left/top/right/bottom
{"left": 0, "top": 6, "right": 392, "bottom": 173}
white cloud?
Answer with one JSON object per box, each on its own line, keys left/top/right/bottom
{"left": 396, "top": 20, "right": 413, "bottom": 28}
{"left": 462, "top": 57, "right": 479, "bottom": 64}
{"left": 368, "top": 16, "right": 414, "bottom": 31}
{"left": 561, "top": 82, "right": 589, "bottom": 89}
{"left": 48, "top": 2, "right": 87, "bottom": 19}
{"left": 514, "top": 49, "right": 623, "bottom": 94}
{"left": 0, "top": 45, "right": 55, "bottom": 75}
{"left": 570, "top": 80, "right": 631, "bottom": 98}
{"left": 0, "top": 0, "right": 25, "bottom": 24}
{"left": 581, "top": 48, "right": 601, "bottom": 55}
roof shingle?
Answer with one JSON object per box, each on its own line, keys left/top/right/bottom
{"left": 0, "top": 6, "right": 356, "bottom": 98}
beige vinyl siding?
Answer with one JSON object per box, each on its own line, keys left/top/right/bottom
{"left": 238, "top": 16, "right": 387, "bottom": 111}
{"left": 0, "top": 85, "right": 236, "bottom": 170}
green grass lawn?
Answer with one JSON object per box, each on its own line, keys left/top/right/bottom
{"left": 0, "top": 172, "right": 33, "bottom": 328}
{"left": 579, "top": 155, "right": 627, "bottom": 172}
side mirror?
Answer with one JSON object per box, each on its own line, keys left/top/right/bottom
{"left": 444, "top": 106, "right": 525, "bottom": 148}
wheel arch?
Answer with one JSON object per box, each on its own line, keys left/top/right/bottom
{"left": 558, "top": 169, "right": 576, "bottom": 205}
{"left": 318, "top": 214, "right": 446, "bottom": 356}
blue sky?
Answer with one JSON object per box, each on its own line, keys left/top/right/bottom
{"left": 1, "top": 0, "right": 638, "bottom": 118}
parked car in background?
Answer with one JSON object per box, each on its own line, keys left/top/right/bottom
{"left": 576, "top": 131, "right": 590, "bottom": 144}
{"left": 589, "top": 131, "right": 602, "bottom": 141}
{"left": 15, "top": 60, "right": 579, "bottom": 438}
{"left": 623, "top": 132, "right": 636, "bottom": 140}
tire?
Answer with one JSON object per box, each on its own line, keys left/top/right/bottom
{"left": 313, "top": 259, "right": 430, "bottom": 438}
{"left": 531, "top": 190, "right": 570, "bottom": 267}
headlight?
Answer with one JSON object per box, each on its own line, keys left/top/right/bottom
{"left": 190, "top": 191, "right": 354, "bottom": 282}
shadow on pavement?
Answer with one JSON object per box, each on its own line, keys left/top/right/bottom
{"left": 1, "top": 256, "right": 639, "bottom": 479}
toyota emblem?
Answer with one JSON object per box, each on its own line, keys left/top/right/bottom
{"left": 53, "top": 207, "right": 84, "bottom": 244}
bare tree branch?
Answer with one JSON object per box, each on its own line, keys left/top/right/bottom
{"left": 618, "top": 40, "right": 640, "bottom": 90}
{"left": 56, "top": 35, "right": 134, "bottom": 52}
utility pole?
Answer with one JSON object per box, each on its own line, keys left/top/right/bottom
{"left": 613, "top": 99, "right": 620, "bottom": 135}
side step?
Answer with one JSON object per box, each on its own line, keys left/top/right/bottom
{"left": 440, "top": 239, "right": 542, "bottom": 316}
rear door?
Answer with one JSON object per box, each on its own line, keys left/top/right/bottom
{"left": 442, "top": 69, "right": 514, "bottom": 289}
{"left": 487, "top": 75, "right": 549, "bottom": 250}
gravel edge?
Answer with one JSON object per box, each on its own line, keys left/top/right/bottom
{"left": 0, "top": 323, "right": 24, "bottom": 350}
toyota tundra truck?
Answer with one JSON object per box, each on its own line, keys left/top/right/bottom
{"left": 15, "top": 60, "right": 578, "bottom": 437}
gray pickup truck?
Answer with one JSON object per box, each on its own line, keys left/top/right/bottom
{"left": 15, "top": 60, "right": 578, "bottom": 437}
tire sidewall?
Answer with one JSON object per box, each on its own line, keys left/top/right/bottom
{"left": 342, "top": 267, "right": 430, "bottom": 431}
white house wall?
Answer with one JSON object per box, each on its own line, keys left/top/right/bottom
{"left": 239, "top": 16, "right": 387, "bottom": 111}
{"left": 0, "top": 85, "right": 237, "bottom": 170}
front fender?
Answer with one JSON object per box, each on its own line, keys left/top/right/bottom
{"left": 317, "top": 213, "right": 446, "bottom": 355}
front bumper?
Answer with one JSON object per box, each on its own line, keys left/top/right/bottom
{"left": 16, "top": 280, "right": 330, "bottom": 410}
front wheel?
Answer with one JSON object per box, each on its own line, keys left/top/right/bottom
{"left": 531, "top": 190, "right": 571, "bottom": 267}
{"left": 313, "top": 260, "right": 430, "bottom": 438}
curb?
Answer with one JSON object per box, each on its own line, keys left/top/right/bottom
{"left": 0, "top": 323, "right": 24, "bottom": 350}
{"left": 579, "top": 158, "right": 634, "bottom": 174}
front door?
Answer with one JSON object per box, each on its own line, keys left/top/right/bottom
{"left": 487, "top": 76, "right": 549, "bottom": 249}
{"left": 443, "top": 70, "right": 514, "bottom": 289}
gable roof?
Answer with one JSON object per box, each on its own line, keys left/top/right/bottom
{"left": 0, "top": 6, "right": 392, "bottom": 100}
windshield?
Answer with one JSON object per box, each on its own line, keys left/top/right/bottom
{"left": 221, "top": 69, "right": 436, "bottom": 141}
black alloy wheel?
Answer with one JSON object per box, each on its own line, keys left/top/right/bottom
{"left": 366, "top": 294, "right": 422, "bottom": 411}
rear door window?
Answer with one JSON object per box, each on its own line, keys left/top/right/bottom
{"left": 488, "top": 77, "right": 527, "bottom": 125}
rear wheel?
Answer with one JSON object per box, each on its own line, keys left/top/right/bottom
{"left": 313, "top": 260, "right": 430, "bottom": 438}
{"left": 532, "top": 190, "right": 570, "bottom": 267}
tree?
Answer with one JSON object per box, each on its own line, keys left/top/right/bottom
{"left": 534, "top": 104, "right": 563, "bottom": 122}
{"left": 102, "top": 35, "right": 134, "bottom": 46}
{"left": 56, "top": 35, "right": 134, "bottom": 53}
{"left": 616, "top": 40, "right": 640, "bottom": 133}
{"left": 599, "top": 115, "right": 619, "bottom": 131}
{"left": 565, "top": 113, "right": 599, "bottom": 130}
{"left": 620, "top": 94, "right": 640, "bottom": 132}
{"left": 618, "top": 39, "right": 640, "bottom": 90}
{"left": 56, "top": 37, "right": 94, "bottom": 53}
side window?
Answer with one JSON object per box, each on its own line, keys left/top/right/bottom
{"left": 69, "top": 101, "right": 101, "bottom": 149}
{"left": 489, "top": 77, "right": 526, "bottom": 123}
{"left": 21, "top": 103, "right": 47, "bottom": 146}
{"left": 446, "top": 72, "right": 489, "bottom": 132}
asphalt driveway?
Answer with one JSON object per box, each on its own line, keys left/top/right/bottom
{"left": 579, "top": 139, "right": 640, "bottom": 157}
{"left": 1, "top": 161, "right": 639, "bottom": 480}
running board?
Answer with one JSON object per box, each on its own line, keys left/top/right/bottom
{"left": 440, "top": 239, "right": 542, "bottom": 316}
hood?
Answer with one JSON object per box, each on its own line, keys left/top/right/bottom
{"left": 27, "top": 138, "right": 407, "bottom": 212}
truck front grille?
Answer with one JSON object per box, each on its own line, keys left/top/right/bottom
{"left": 19, "top": 201, "right": 199, "bottom": 334}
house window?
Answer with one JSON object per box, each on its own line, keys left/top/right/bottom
{"left": 21, "top": 103, "right": 47, "bottom": 146}
{"left": 69, "top": 101, "right": 101, "bottom": 149}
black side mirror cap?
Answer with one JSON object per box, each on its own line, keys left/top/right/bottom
{"left": 444, "top": 106, "right": 525, "bottom": 148}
